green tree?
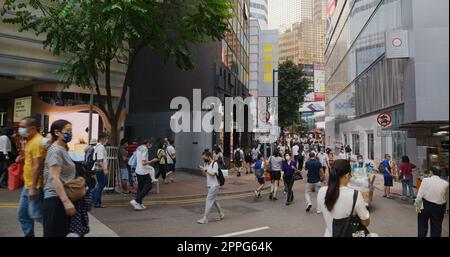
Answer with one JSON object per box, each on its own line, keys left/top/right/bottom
{"left": 278, "top": 60, "right": 311, "bottom": 130}
{"left": 1, "top": 0, "right": 233, "bottom": 144}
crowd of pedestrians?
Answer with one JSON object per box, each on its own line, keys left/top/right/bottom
{"left": 0, "top": 115, "right": 183, "bottom": 236}
{"left": 1, "top": 119, "right": 448, "bottom": 237}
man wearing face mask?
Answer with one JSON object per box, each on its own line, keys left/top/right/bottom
{"left": 91, "top": 133, "right": 110, "bottom": 208}
{"left": 17, "top": 116, "right": 47, "bottom": 237}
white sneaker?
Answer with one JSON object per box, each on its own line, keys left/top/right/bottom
{"left": 197, "top": 217, "right": 208, "bottom": 224}
{"left": 216, "top": 212, "right": 225, "bottom": 221}
{"left": 140, "top": 203, "right": 147, "bottom": 209}
{"left": 316, "top": 209, "right": 321, "bottom": 214}
{"left": 130, "top": 199, "right": 144, "bottom": 210}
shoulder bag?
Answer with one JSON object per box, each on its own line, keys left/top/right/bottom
{"left": 332, "top": 190, "right": 370, "bottom": 237}
{"left": 64, "top": 176, "right": 86, "bottom": 203}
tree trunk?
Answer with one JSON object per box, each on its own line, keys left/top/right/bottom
{"left": 109, "top": 118, "right": 120, "bottom": 146}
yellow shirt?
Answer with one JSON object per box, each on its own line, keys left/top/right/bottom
{"left": 23, "top": 134, "right": 46, "bottom": 189}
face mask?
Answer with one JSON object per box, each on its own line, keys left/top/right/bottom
{"left": 41, "top": 138, "right": 51, "bottom": 149}
{"left": 358, "top": 160, "right": 363, "bottom": 163}
{"left": 63, "top": 132, "right": 72, "bottom": 143}
{"left": 18, "top": 127, "right": 28, "bottom": 138}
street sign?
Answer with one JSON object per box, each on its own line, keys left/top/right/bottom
{"left": 377, "top": 112, "right": 392, "bottom": 128}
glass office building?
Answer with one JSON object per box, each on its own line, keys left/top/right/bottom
{"left": 324, "top": 0, "right": 449, "bottom": 169}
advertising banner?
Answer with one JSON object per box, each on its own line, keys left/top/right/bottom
{"left": 386, "top": 30, "right": 409, "bottom": 59}
{"left": 314, "top": 63, "right": 325, "bottom": 93}
{"left": 13, "top": 96, "right": 32, "bottom": 122}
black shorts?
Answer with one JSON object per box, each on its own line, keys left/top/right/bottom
{"left": 167, "top": 164, "right": 175, "bottom": 172}
{"left": 257, "top": 177, "right": 265, "bottom": 185}
{"left": 270, "top": 170, "right": 281, "bottom": 181}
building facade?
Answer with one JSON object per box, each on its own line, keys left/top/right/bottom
{"left": 250, "top": 0, "right": 268, "bottom": 29}
{"left": 278, "top": 0, "right": 325, "bottom": 65}
{"left": 126, "top": 0, "right": 251, "bottom": 170}
{"left": 324, "top": 0, "right": 449, "bottom": 171}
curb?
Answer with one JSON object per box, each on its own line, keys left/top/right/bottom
{"left": 102, "top": 188, "right": 265, "bottom": 204}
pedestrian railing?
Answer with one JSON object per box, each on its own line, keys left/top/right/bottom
{"left": 105, "top": 146, "right": 120, "bottom": 192}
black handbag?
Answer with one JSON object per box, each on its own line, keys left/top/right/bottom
{"left": 293, "top": 169, "right": 303, "bottom": 180}
{"left": 332, "top": 190, "right": 370, "bottom": 237}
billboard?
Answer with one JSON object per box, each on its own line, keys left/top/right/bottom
{"left": 326, "top": 0, "right": 337, "bottom": 42}
{"left": 314, "top": 63, "right": 325, "bottom": 93}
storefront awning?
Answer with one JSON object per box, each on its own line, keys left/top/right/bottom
{"left": 398, "top": 121, "right": 449, "bottom": 132}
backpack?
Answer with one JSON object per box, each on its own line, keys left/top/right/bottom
{"left": 378, "top": 161, "right": 385, "bottom": 173}
{"left": 234, "top": 149, "right": 242, "bottom": 163}
{"left": 128, "top": 150, "right": 138, "bottom": 169}
{"left": 214, "top": 161, "right": 225, "bottom": 186}
{"left": 345, "top": 145, "right": 352, "bottom": 153}
{"left": 84, "top": 146, "right": 96, "bottom": 171}
{"left": 75, "top": 161, "right": 96, "bottom": 189}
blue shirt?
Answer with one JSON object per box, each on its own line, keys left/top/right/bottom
{"left": 382, "top": 160, "right": 391, "bottom": 176}
{"left": 306, "top": 159, "right": 322, "bottom": 183}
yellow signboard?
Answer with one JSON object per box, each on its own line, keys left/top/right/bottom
{"left": 263, "top": 44, "right": 273, "bottom": 53}
{"left": 13, "top": 96, "right": 32, "bottom": 122}
{"left": 263, "top": 73, "right": 273, "bottom": 82}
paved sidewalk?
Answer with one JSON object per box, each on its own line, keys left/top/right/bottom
{"left": 102, "top": 170, "right": 262, "bottom": 204}
{"left": 0, "top": 170, "right": 262, "bottom": 206}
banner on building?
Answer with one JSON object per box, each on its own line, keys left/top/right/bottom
{"left": 314, "top": 63, "right": 325, "bottom": 93}
{"left": 386, "top": 30, "right": 409, "bottom": 59}
{"left": 13, "top": 96, "right": 32, "bottom": 123}
{"left": 314, "top": 93, "right": 325, "bottom": 102}
{"left": 304, "top": 92, "right": 315, "bottom": 102}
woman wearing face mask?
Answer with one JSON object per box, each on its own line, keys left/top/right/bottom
{"left": 42, "top": 119, "right": 77, "bottom": 237}
{"left": 282, "top": 153, "right": 297, "bottom": 205}
{"left": 317, "top": 159, "right": 370, "bottom": 237}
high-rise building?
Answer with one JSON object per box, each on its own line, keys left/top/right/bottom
{"left": 278, "top": 0, "right": 325, "bottom": 66}
{"left": 127, "top": 0, "right": 251, "bottom": 170}
{"left": 250, "top": 0, "right": 268, "bottom": 29}
{"left": 324, "top": 0, "right": 449, "bottom": 171}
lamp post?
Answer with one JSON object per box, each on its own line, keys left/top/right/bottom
{"left": 272, "top": 69, "right": 278, "bottom": 97}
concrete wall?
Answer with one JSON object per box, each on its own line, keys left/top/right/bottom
{"left": 411, "top": 0, "right": 449, "bottom": 121}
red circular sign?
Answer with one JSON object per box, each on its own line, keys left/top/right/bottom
{"left": 392, "top": 38, "right": 402, "bottom": 47}
{"left": 377, "top": 112, "right": 392, "bottom": 127}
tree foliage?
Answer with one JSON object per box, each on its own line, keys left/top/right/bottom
{"left": 278, "top": 60, "right": 311, "bottom": 130}
{"left": 1, "top": 0, "right": 233, "bottom": 143}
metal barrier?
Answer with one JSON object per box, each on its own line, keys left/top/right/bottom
{"left": 105, "top": 146, "right": 120, "bottom": 191}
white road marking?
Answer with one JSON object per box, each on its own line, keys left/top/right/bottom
{"left": 86, "top": 214, "right": 119, "bottom": 237}
{"left": 215, "top": 226, "right": 270, "bottom": 237}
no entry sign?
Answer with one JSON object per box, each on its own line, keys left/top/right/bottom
{"left": 377, "top": 112, "right": 392, "bottom": 128}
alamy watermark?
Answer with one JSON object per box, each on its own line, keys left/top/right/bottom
{"left": 169, "top": 89, "right": 278, "bottom": 135}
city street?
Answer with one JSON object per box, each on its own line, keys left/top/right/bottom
{"left": 1, "top": 173, "right": 448, "bottom": 237}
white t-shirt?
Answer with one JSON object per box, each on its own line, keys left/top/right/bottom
{"left": 166, "top": 145, "right": 176, "bottom": 164}
{"left": 292, "top": 145, "right": 299, "bottom": 156}
{"left": 135, "top": 145, "right": 151, "bottom": 175}
{"left": 93, "top": 143, "right": 107, "bottom": 170}
{"left": 318, "top": 153, "right": 329, "bottom": 167}
{"left": 337, "top": 152, "right": 347, "bottom": 160}
{"left": 204, "top": 161, "right": 219, "bottom": 187}
{"left": 0, "top": 135, "right": 11, "bottom": 155}
{"left": 317, "top": 186, "right": 370, "bottom": 237}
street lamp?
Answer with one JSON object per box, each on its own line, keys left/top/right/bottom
{"left": 272, "top": 69, "right": 278, "bottom": 97}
